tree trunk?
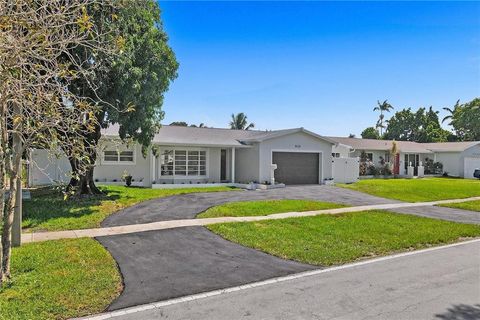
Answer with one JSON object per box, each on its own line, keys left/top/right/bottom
{"left": 1, "top": 143, "right": 21, "bottom": 282}
{"left": 67, "top": 120, "right": 103, "bottom": 196}
{"left": 0, "top": 103, "right": 5, "bottom": 286}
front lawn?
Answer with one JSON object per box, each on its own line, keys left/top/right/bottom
{"left": 0, "top": 238, "right": 121, "bottom": 320}
{"left": 208, "top": 210, "right": 480, "bottom": 266}
{"left": 439, "top": 200, "right": 480, "bottom": 212}
{"left": 197, "top": 199, "right": 347, "bottom": 218}
{"left": 23, "top": 185, "right": 236, "bottom": 232}
{"left": 339, "top": 178, "right": 480, "bottom": 202}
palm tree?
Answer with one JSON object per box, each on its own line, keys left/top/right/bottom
{"left": 373, "top": 100, "right": 394, "bottom": 136}
{"left": 442, "top": 99, "right": 460, "bottom": 125}
{"left": 229, "top": 113, "right": 255, "bottom": 130}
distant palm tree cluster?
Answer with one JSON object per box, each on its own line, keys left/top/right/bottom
{"left": 373, "top": 100, "right": 394, "bottom": 136}
{"left": 168, "top": 112, "right": 256, "bottom": 131}
{"left": 361, "top": 97, "right": 479, "bottom": 142}
{"left": 229, "top": 112, "right": 255, "bottom": 130}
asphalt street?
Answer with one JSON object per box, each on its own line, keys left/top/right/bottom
{"left": 108, "top": 240, "right": 480, "bottom": 320}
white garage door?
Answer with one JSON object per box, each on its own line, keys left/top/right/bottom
{"left": 464, "top": 157, "right": 480, "bottom": 179}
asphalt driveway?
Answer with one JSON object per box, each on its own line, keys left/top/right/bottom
{"left": 96, "top": 185, "right": 479, "bottom": 312}
{"left": 97, "top": 226, "right": 315, "bottom": 311}
{"left": 102, "top": 185, "right": 400, "bottom": 227}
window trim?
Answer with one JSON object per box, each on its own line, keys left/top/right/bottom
{"left": 102, "top": 147, "right": 136, "bottom": 165}
{"left": 159, "top": 147, "right": 209, "bottom": 178}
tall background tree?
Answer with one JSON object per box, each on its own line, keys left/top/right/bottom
{"left": 373, "top": 100, "right": 394, "bottom": 136}
{"left": 230, "top": 113, "right": 255, "bottom": 130}
{"left": 67, "top": 0, "right": 179, "bottom": 195}
{"left": 384, "top": 107, "right": 452, "bottom": 142}
{"left": 361, "top": 127, "right": 380, "bottom": 139}
{"left": 442, "top": 98, "right": 480, "bottom": 141}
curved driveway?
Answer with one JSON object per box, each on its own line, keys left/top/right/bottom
{"left": 101, "top": 185, "right": 400, "bottom": 227}
{"left": 97, "top": 185, "right": 479, "bottom": 311}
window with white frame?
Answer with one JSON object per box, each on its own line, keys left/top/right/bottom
{"left": 103, "top": 149, "right": 134, "bottom": 164}
{"left": 161, "top": 149, "right": 207, "bottom": 176}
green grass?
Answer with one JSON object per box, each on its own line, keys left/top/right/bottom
{"left": 439, "top": 200, "right": 480, "bottom": 212}
{"left": 197, "top": 199, "right": 347, "bottom": 218}
{"left": 339, "top": 177, "right": 480, "bottom": 202}
{"left": 23, "top": 185, "right": 236, "bottom": 232}
{"left": 0, "top": 238, "right": 121, "bottom": 320}
{"left": 208, "top": 210, "right": 480, "bottom": 266}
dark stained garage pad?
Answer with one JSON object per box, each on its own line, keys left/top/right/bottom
{"left": 97, "top": 226, "right": 316, "bottom": 311}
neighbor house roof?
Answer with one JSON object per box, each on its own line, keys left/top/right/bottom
{"left": 328, "top": 137, "right": 433, "bottom": 153}
{"left": 102, "top": 125, "right": 335, "bottom": 148}
{"left": 421, "top": 141, "right": 480, "bottom": 152}
{"left": 329, "top": 136, "right": 480, "bottom": 154}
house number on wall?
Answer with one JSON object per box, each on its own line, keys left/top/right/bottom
{"left": 294, "top": 145, "right": 301, "bottom": 148}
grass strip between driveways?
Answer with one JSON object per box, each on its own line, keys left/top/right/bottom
{"left": 0, "top": 238, "right": 122, "bottom": 320}
{"left": 23, "top": 185, "right": 237, "bottom": 232}
{"left": 208, "top": 210, "right": 480, "bottom": 266}
{"left": 338, "top": 177, "right": 480, "bottom": 202}
{"left": 439, "top": 200, "right": 480, "bottom": 212}
{"left": 197, "top": 199, "right": 347, "bottom": 218}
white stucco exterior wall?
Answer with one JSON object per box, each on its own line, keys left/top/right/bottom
{"left": 434, "top": 152, "right": 462, "bottom": 177}
{"left": 331, "top": 144, "right": 351, "bottom": 158}
{"left": 94, "top": 142, "right": 152, "bottom": 186}
{"left": 235, "top": 144, "right": 260, "bottom": 183}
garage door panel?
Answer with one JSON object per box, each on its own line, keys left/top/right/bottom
{"left": 272, "top": 152, "right": 319, "bottom": 185}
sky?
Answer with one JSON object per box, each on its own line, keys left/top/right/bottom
{"left": 158, "top": 1, "right": 480, "bottom": 136}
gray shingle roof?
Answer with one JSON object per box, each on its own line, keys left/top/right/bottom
{"left": 421, "top": 141, "right": 480, "bottom": 152}
{"left": 102, "top": 125, "right": 335, "bottom": 147}
{"left": 329, "top": 136, "right": 480, "bottom": 153}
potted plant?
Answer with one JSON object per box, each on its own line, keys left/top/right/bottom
{"left": 121, "top": 170, "right": 133, "bottom": 187}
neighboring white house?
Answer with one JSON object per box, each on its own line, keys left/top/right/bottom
{"left": 29, "top": 125, "right": 341, "bottom": 187}
{"left": 330, "top": 137, "right": 480, "bottom": 178}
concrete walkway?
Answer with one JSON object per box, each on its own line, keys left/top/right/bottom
{"left": 22, "top": 196, "right": 480, "bottom": 243}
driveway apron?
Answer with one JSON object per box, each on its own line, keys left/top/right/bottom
{"left": 97, "top": 227, "right": 316, "bottom": 311}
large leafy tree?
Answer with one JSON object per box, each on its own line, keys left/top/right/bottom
{"left": 67, "top": 0, "right": 179, "bottom": 194}
{"left": 443, "top": 98, "right": 480, "bottom": 141}
{"left": 230, "top": 113, "right": 255, "bottom": 130}
{"left": 373, "top": 100, "right": 394, "bottom": 136}
{"left": 361, "top": 127, "right": 380, "bottom": 139}
{"left": 384, "top": 107, "right": 452, "bottom": 142}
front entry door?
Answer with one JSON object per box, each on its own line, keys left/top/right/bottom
{"left": 404, "top": 154, "right": 420, "bottom": 175}
{"left": 220, "top": 149, "right": 227, "bottom": 181}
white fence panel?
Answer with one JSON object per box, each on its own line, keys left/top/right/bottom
{"left": 29, "top": 149, "right": 71, "bottom": 186}
{"left": 333, "top": 157, "right": 359, "bottom": 184}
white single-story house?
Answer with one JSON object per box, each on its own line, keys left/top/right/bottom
{"left": 330, "top": 137, "right": 480, "bottom": 178}
{"left": 29, "top": 125, "right": 341, "bottom": 187}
